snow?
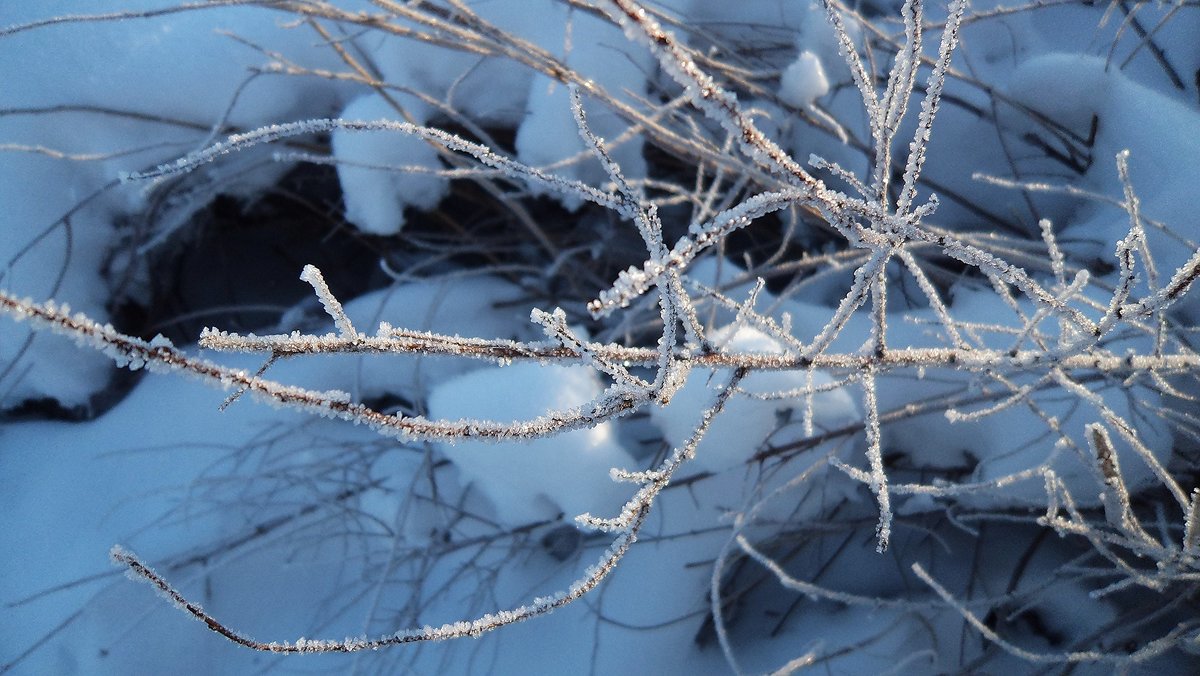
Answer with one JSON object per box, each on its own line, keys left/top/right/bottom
{"left": 0, "top": 1, "right": 344, "bottom": 407}
{"left": 778, "top": 50, "right": 829, "bottom": 109}
{"left": 367, "top": 0, "right": 551, "bottom": 127}
{"left": 427, "top": 362, "right": 636, "bottom": 526}
{"left": 0, "top": 366, "right": 313, "bottom": 674}
{"left": 270, "top": 274, "right": 536, "bottom": 405}
{"left": 652, "top": 324, "right": 858, "bottom": 474}
{"left": 3, "top": 0, "right": 1199, "bottom": 673}
{"left": 331, "top": 94, "right": 447, "bottom": 235}
{"left": 514, "top": 5, "right": 650, "bottom": 205}
{"left": 1005, "top": 52, "right": 1200, "bottom": 320}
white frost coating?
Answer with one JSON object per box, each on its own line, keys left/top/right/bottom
{"left": 531, "top": 306, "right": 645, "bottom": 387}
{"left": 1004, "top": 54, "right": 1200, "bottom": 322}
{"left": 124, "top": 116, "right": 630, "bottom": 218}
{"left": 896, "top": 0, "right": 965, "bottom": 215}
{"left": 299, "top": 265, "right": 357, "bottom": 340}
{"left": 779, "top": 51, "right": 829, "bottom": 109}
{"left": 5, "top": 0, "right": 1200, "bottom": 668}
{"left": 590, "top": 189, "right": 808, "bottom": 316}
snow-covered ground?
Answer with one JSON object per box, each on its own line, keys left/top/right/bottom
{"left": 3, "top": 0, "right": 1200, "bottom": 673}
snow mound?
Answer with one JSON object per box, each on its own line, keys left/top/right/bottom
{"left": 428, "top": 362, "right": 636, "bottom": 526}
{"left": 331, "top": 94, "right": 448, "bottom": 235}
{"left": 653, "top": 324, "right": 858, "bottom": 474}
{"left": 779, "top": 51, "right": 829, "bottom": 109}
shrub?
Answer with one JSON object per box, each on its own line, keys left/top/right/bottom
{"left": 3, "top": 0, "right": 1200, "bottom": 672}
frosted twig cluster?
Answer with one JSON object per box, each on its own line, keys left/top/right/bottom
{"left": 3, "top": 0, "right": 1200, "bottom": 666}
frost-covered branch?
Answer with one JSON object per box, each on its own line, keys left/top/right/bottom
{"left": 3, "top": 0, "right": 1200, "bottom": 669}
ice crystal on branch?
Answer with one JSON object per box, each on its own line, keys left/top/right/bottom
{"left": 3, "top": 0, "right": 1200, "bottom": 670}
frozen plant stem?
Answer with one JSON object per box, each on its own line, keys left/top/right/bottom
{"left": 1, "top": 0, "right": 1199, "bottom": 666}
{"left": 108, "top": 370, "right": 746, "bottom": 652}
{"left": 299, "top": 264, "right": 357, "bottom": 340}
